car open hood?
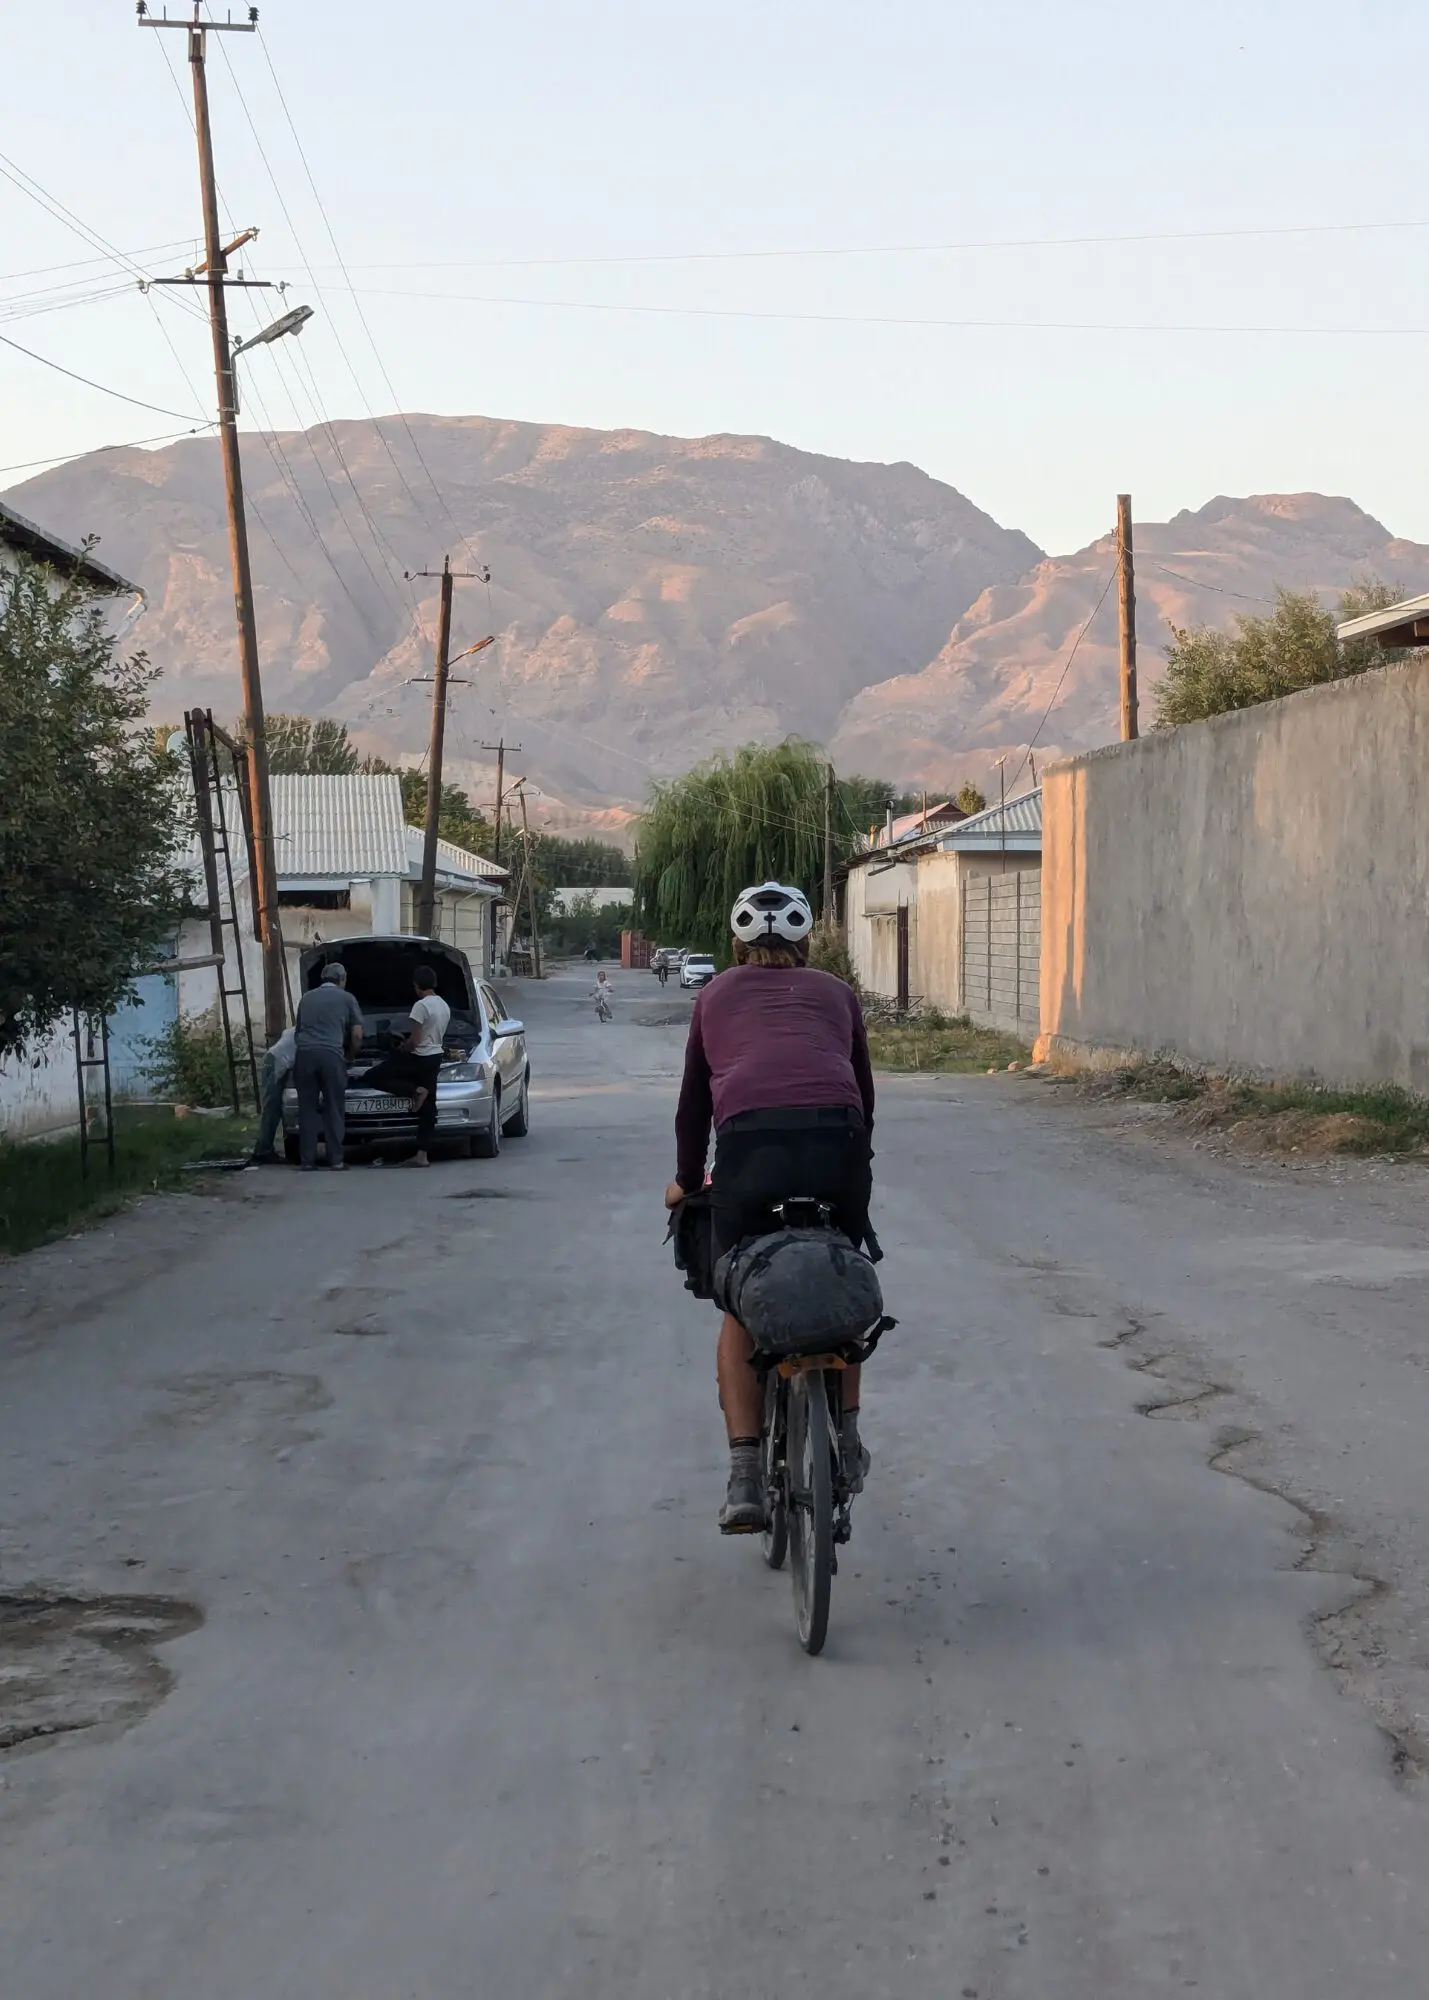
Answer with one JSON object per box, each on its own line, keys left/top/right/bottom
{"left": 297, "top": 936, "right": 479, "bottom": 1018}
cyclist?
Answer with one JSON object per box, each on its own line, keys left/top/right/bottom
{"left": 590, "top": 967, "right": 613, "bottom": 1022}
{"left": 665, "top": 882, "right": 876, "bottom": 1532}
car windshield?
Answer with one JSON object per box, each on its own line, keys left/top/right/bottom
{"left": 687, "top": 957, "right": 714, "bottom": 970}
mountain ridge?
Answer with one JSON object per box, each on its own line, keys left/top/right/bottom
{"left": 8, "top": 420, "right": 1425, "bottom": 812}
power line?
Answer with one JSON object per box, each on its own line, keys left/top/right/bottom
{"left": 0, "top": 150, "right": 206, "bottom": 324}
{"left": 0, "top": 425, "right": 215, "bottom": 478}
{"left": 212, "top": 30, "right": 448, "bottom": 554}
{"left": 316, "top": 214, "right": 1429, "bottom": 274}
{"left": 0, "top": 330, "right": 206, "bottom": 421}
{"left": 255, "top": 27, "right": 476, "bottom": 558}
{"left": 0, "top": 238, "right": 199, "bottom": 286}
{"left": 322, "top": 283, "right": 1429, "bottom": 339}
{"left": 1008, "top": 568, "right": 1118, "bottom": 791}
{"left": 1140, "top": 557, "right": 1275, "bottom": 605}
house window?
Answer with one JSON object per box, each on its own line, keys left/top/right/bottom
{"left": 277, "top": 889, "right": 351, "bottom": 910}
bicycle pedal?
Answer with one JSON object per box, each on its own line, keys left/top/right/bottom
{"left": 719, "top": 1518, "right": 765, "bottom": 1536}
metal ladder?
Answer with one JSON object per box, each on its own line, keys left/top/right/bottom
{"left": 184, "top": 709, "right": 261, "bottom": 1115}
{"left": 71, "top": 1010, "right": 115, "bottom": 1177}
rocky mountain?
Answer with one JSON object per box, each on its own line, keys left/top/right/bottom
{"left": 11, "top": 425, "right": 1424, "bottom": 814}
{"left": 3, "top": 416, "right": 1041, "bottom": 815}
{"left": 830, "top": 494, "right": 1429, "bottom": 792}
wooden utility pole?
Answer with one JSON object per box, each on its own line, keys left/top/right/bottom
{"left": 1116, "top": 492, "right": 1139, "bottom": 741}
{"left": 517, "top": 786, "right": 543, "bottom": 978}
{"left": 406, "top": 565, "right": 490, "bottom": 935}
{"left": 822, "top": 762, "right": 836, "bottom": 924}
{"left": 480, "top": 739, "right": 522, "bottom": 866}
{"left": 480, "top": 739, "right": 520, "bottom": 976}
{"left": 416, "top": 558, "right": 454, "bottom": 937}
{"left": 141, "top": 3, "right": 286, "bottom": 1036}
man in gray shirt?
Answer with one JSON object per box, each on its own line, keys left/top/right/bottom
{"left": 293, "top": 961, "right": 363, "bottom": 1170}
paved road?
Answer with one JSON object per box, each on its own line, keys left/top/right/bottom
{"left": 3, "top": 965, "right": 1429, "bottom": 1998}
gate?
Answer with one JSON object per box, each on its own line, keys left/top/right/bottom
{"left": 962, "top": 871, "right": 1040, "bottom": 1036}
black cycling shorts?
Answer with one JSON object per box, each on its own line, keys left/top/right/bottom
{"left": 709, "top": 1106, "right": 872, "bottom": 1263}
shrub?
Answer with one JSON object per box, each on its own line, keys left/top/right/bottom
{"left": 139, "top": 1012, "right": 251, "bottom": 1108}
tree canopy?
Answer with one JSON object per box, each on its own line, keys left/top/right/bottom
{"left": 1154, "top": 578, "right": 1414, "bottom": 728}
{"left": 956, "top": 781, "right": 987, "bottom": 815}
{"left": 263, "top": 713, "right": 363, "bottom": 775}
{"left": 633, "top": 740, "right": 863, "bottom": 955}
{"left": 1, "top": 554, "right": 188, "bottom": 1060}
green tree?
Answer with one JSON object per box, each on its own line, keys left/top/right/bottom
{"left": 0, "top": 553, "right": 188, "bottom": 1060}
{"left": 391, "top": 768, "right": 495, "bottom": 856}
{"left": 533, "top": 835, "right": 632, "bottom": 888}
{"left": 1154, "top": 578, "right": 1415, "bottom": 727}
{"left": 544, "top": 890, "right": 634, "bottom": 958}
{"left": 251, "top": 713, "right": 362, "bottom": 774}
{"left": 955, "top": 781, "right": 987, "bottom": 815}
{"left": 633, "top": 740, "right": 858, "bottom": 956}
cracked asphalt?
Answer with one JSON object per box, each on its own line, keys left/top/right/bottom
{"left": 3, "top": 965, "right": 1429, "bottom": 1997}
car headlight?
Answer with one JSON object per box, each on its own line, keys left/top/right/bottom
{"left": 439, "top": 1061, "right": 486, "bottom": 1084}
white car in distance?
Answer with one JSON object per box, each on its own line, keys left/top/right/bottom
{"left": 680, "top": 954, "right": 716, "bottom": 990}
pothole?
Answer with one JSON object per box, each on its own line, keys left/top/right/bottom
{"left": 444, "top": 1188, "right": 517, "bottom": 1200}
{"left": 0, "top": 1589, "right": 203, "bottom": 1753}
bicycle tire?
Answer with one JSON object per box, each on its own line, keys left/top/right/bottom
{"left": 788, "top": 1372, "right": 833, "bottom": 1655}
{"left": 761, "top": 1375, "right": 788, "bottom": 1571}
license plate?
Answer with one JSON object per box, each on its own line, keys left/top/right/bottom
{"left": 346, "top": 1094, "right": 411, "bottom": 1115}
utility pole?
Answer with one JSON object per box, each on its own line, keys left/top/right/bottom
{"left": 480, "top": 739, "right": 522, "bottom": 867}
{"left": 517, "top": 785, "right": 543, "bottom": 979}
{"left": 1116, "top": 492, "right": 1139, "bottom": 741}
{"left": 405, "top": 563, "right": 492, "bottom": 936}
{"left": 418, "top": 557, "right": 453, "bottom": 938}
{"left": 480, "top": 738, "right": 520, "bottom": 977}
{"left": 140, "top": 1, "right": 287, "bottom": 1036}
{"left": 822, "top": 762, "right": 836, "bottom": 925}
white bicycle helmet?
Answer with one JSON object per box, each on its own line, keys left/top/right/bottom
{"left": 730, "top": 880, "right": 814, "bottom": 944}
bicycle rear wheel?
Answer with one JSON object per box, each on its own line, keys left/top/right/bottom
{"left": 787, "top": 1371, "right": 833, "bottom": 1654}
{"left": 761, "top": 1374, "right": 788, "bottom": 1571}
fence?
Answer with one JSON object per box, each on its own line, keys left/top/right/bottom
{"left": 963, "top": 871, "right": 1041, "bottom": 1036}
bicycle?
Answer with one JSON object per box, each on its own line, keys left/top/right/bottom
{"left": 747, "top": 1197, "right": 891, "bottom": 1656}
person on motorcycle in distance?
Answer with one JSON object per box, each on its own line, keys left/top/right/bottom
{"left": 665, "top": 882, "right": 876, "bottom": 1532}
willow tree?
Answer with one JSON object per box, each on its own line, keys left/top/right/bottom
{"left": 634, "top": 740, "right": 856, "bottom": 955}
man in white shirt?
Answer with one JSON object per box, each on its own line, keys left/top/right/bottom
{"left": 358, "top": 964, "right": 451, "bottom": 1167}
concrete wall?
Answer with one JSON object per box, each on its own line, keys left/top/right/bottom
{"left": 1, "top": 1027, "right": 80, "bottom": 1141}
{"left": 1040, "top": 654, "right": 1429, "bottom": 1090}
{"left": 846, "top": 856, "right": 918, "bottom": 1001}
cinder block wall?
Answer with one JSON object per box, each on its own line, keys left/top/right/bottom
{"left": 1040, "top": 655, "right": 1429, "bottom": 1090}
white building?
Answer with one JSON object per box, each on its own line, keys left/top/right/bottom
{"left": 177, "top": 772, "right": 506, "bottom": 1030}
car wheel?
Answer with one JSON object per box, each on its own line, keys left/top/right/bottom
{"left": 505, "top": 1071, "right": 531, "bottom": 1138}
{"left": 470, "top": 1086, "right": 502, "bottom": 1158}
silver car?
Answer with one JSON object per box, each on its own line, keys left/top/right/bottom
{"left": 282, "top": 936, "right": 530, "bottom": 1161}
{"left": 680, "top": 954, "right": 716, "bottom": 990}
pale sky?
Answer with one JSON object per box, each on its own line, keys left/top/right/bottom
{"left": 3, "top": 0, "right": 1427, "bottom": 557}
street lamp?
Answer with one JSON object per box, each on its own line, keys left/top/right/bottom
{"left": 230, "top": 304, "right": 314, "bottom": 411}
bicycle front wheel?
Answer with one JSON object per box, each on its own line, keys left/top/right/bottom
{"left": 787, "top": 1371, "right": 833, "bottom": 1655}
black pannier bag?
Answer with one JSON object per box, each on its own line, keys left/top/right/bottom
{"left": 666, "top": 1190, "right": 717, "bottom": 1300}
{"left": 713, "top": 1227, "right": 884, "bottom": 1360}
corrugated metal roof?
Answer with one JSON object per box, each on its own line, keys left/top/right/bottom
{"left": 402, "top": 824, "right": 507, "bottom": 888}
{"left": 1336, "top": 591, "right": 1429, "bottom": 647}
{"left": 0, "top": 498, "right": 139, "bottom": 595}
{"left": 271, "top": 773, "right": 408, "bottom": 878}
{"left": 939, "top": 785, "right": 1042, "bottom": 850}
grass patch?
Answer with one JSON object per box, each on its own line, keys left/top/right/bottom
{"left": 1080, "top": 1063, "right": 1429, "bottom": 1155}
{"left": 0, "top": 1105, "right": 253, "bottom": 1258}
{"left": 867, "top": 1009, "right": 1031, "bottom": 1075}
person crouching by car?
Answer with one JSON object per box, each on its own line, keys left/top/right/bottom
{"left": 294, "top": 961, "right": 363, "bottom": 1170}
{"left": 356, "top": 965, "right": 451, "bottom": 1168}
{"left": 251, "top": 1021, "right": 297, "bottom": 1165}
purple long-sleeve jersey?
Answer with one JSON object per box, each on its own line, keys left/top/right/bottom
{"left": 674, "top": 963, "right": 876, "bottom": 1191}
